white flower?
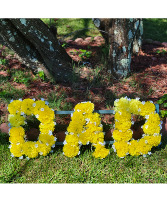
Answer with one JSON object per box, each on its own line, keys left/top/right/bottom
{"left": 145, "top": 115, "right": 149, "bottom": 119}
{"left": 40, "top": 108, "right": 44, "bottom": 111}
{"left": 41, "top": 98, "right": 45, "bottom": 101}
{"left": 46, "top": 143, "right": 49, "bottom": 146}
{"left": 10, "top": 99, "right": 14, "bottom": 103}
{"left": 45, "top": 101, "right": 49, "bottom": 105}
{"left": 71, "top": 113, "right": 73, "bottom": 117}
{"left": 35, "top": 144, "right": 38, "bottom": 148}
{"left": 143, "top": 154, "right": 146, "bottom": 157}
{"left": 54, "top": 122, "right": 57, "bottom": 125}
{"left": 33, "top": 103, "right": 36, "bottom": 107}
{"left": 19, "top": 98, "right": 22, "bottom": 101}
{"left": 39, "top": 152, "right": 43, "bottom": 155}
{"left": 65, "top": 131, "right": 68, "bottom": 135}
{"left": 136, "top": 97, "right": 140, "bottom": 100}
{"left": 50, "top": 150, "right": 54, "bottom": 153}
{"left": 8, "top": 145, "right": 12, "bottom": 149}
{"left": 49, "top": 131, "right": 52, "bottom": 136}
{"left": 99, "top": 142, "right": 105, "bottom": 146}
{"left": 54, "top": 137, "right": 57, "bottom": 141}
{"left": 78, "top": 151, "right": 80, "bottom": 155}
{"left": 131, "top": 121, "right": 134, "bottom": 125}
{"left": 35, "top": 114, "right": 39, "bottom": 118}
{"left": 149, "top": 101, "right": 153, "bottom": 103}
{"left": 77, "top": 109, "right": 81, "bottom": 112}
{"left": 11, "top": 153, "right": 14, "bottom": 157}
{"left": 51, "top": 144, "right": 55, "bottom": 148}
{"left": 26, "top": 157, "right": 30, "bottom": 160}
{"left": 63, "top": 140, "right": 67, "bottom": 145}
{"left": 19, "top": 156, "right": 23, "bottom": 159}
{"left": 32, "top": 98, "right": 36, "bottom": 101}
{"left": 78, "top": 141, "right": 82, "bottom": 145}
{"left": 145, "top": 140, "right": 148, "bottom": 144}
{"left": 114, "top": 99, "right": 119, "bottom": 103}
{"left": 16, "top": 142, "right": 20, "bottom": 145}
{"left": 142, "top": 101, "right": 145, "bottom": 105}
{"left": 86, "top": 141, "right": 89, "bottom": 145}
{"left": 145, "top": 125, "right": 148, "bottom": 129}
{"left": 148, "top": 152, "right": 151, "bottom": 155}
{"left": 21, "top": 112, "right": 25, "bottom": 115}
{"left": 70, "top": 132, "right": 74, "bottom": 135}
{"left": 118, "top": 111, "right": 122, "bottom": 115}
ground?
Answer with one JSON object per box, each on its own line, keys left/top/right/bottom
{"left": 0, "top": 37, "right": 167, "bottom": 139}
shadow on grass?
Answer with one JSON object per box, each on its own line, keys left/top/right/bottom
{"left": 0, "top": 132, "right": 9, "bottom": 145}
{"left": 0, "top": 159, "right": 32, "bottom": 183}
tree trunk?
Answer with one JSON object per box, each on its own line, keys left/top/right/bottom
{"left": 93, "top": 18, "right": 143, "bottom": 79}
{"left": 0, "top": 18, "right": 74, "bottom": 83}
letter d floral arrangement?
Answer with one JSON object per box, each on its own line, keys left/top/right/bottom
{"left": 8, "top": 98, "right": 57, "bottom": 159}
{"left": 112, "top": 97, "right": 162, "bottom": 158}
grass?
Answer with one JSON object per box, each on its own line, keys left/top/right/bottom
{"left": 0, "top": 131, "right": 166, "bottom": 183}
{"left": 41, "top": 18, "right": 101, "bottom": 41}
{"left": 143, "top": 18, "right": 167, "bottom": 42}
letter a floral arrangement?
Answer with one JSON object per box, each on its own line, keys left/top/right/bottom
{"left": 7, "top": 97, "right": 162, "bottom": 160}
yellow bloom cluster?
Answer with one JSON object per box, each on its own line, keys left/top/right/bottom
{"left": 63, "top": 102, "right": 110, "bottom": 159}
{"left": 8, "top": 98, "right": 56, "bottom": 159}
{"left": 112, "top": 97, "right": 161, "bottom": 158}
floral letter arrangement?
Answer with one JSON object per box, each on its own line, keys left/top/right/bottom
{"left": 8, "top": 98, "right": 57, "bottom": 159}
{"left": 112, "top": 97, "right": 162, "bottom": 158}
{"left": 63, "top": 102, "right": 110, "bottom": 159}
{"left": 8, "top": 97, "right": 162, "bottom": 159}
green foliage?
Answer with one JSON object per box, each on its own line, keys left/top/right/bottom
{"left": 79, "top": 49, "right": 92, "bottom": 60}
{"left": 0, "top": 58, "right": 8, "bottom": 66}
{"left": 38, "top": 70, "right": 45, "bottom": 81}
{"left": 157, "top": 94, "right": 167, "bottom": 118}
{"left": 12, "top": 70, "right": 31, "bottom": 86}
{"left": 156, "top": 49, "right": 167, "bottom": 55}
{"left": 143, "top": 18, "right": 167, "bottom": 42}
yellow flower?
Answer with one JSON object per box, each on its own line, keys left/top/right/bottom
{"left": 38, "top": 142, "right": 51, "bottom": 156}
{"left": 8, "top": 100, "right": 22, "bottom": 115}
{"left": 92, "top": 144, "right": 109, "bottom": 159}
{"left": 113, "top": 141, "right": 129, "bottom": 158}
{"left": 63, "top": 144, "right": 80, "bottom": 158}
{"left": 129, "top": 99, "right": 141, "bottom": 114}
{"left": 21, "top": 98, "right": 35, "bottom": 115}
{"left": 65, "top": 134, "right": 79, "bottom": 146}
{"left": 112, "top": 129, "right": 133, "bottom": 142}
{"left": 139, "top": 101, "right": 155, "bottom": 116}
{"left": 114, "top": 97, "right": 130, "bottom": 112}
{"left": 22, "top": 142, "right": 39, "bottom": 158}
{"left": 8, "top": 114, "right": 25, "bottom": 127}
{"left": 10, "top": 143, "right": 24, "bottom": 157}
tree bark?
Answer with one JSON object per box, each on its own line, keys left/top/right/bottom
{"left": 93, "top": 18, "right": 143, "bottom": 79}
{"left": 0, "top": 18, "right": 74, "bottom": 83}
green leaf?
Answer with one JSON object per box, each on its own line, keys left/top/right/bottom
{"left": 163, "top": 103, "right": 167, "bottom": 107}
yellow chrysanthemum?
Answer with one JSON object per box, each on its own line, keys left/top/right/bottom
{"left": 92, "top": 144, "right": 109, "bottom": 159}
{"left": 63, "top": 144, "right": 80, "bottom": 158}
{"left": 139, "top": 101, "right": 155, "bottom": 116}
{"left": 10, "top": 143, "right": 24, "bottom": 157}
{"left": 8, "top": 114, "right": 25, "bottom": 127}
{"left": 21, "top": 98, "right": 35, "bottom": 115}
{"left": 22, "top": 142, "right": 39, "bottom": 158}
{"left": 8, "top": 100, "right": 22, "bottom": 115}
